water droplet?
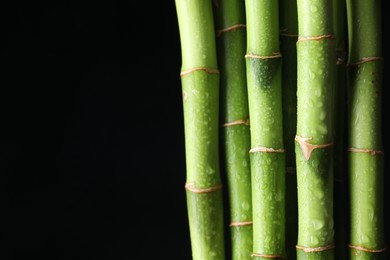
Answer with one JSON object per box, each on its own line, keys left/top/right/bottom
{"left": 315, "top": 88, "right": 322, "bottom": 97}
{"left": 319, "top": 111, "right": 326, "bottom": 120}
{"left": 315, "top": 189, "right": 325, "bottom": 199}
{"left": 242, "top": 160, "right": 248, "bottom": 167}
{"left": 309, "top": 70, "right": 316, "bottom": 79}
{"left": 308, "top": 99, "right": 315, "bottom": 108}
{"left": 312, "top": 219, "right": 325, "bottom": 230}
{"left": 368, "top": 208, "right": 375, "bottom": 221}
{"left": 206, "top": 165, "right": 215, "bottom": 175}
{"left": 310, "top": 235, "right": 319, "bottom": 245}
{"left": 274, "top": 192, "right": 282, "bottom": 201}
{"left": 361, "top": 234, "right": 371, "bottom": 244}
{"left": 317, "top": 124, "right": 328, "bottom": 135}
{"left": 316, "top": 101, "right": 324, "bottom": 108}
{"left": 241, "top": 201, "right": 250, "bottom": 210}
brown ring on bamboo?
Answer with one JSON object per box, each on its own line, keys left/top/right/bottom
{"left": 221, "top": 118, "right": 250, "bottom": 127}
{"left": 348, "top": 148, "right": 384, "bottom": 155}
{"left": 295, "top": 136, "right": 334, "bottom": 161}
{"left": 249, "top": 147, "right": 285, "bottom": 153}
{"left": 245, "top": 52, "right": 282, "bottom": 59}
{"left": 251, "top": 253, "right": 287, "bottom": 259}
{"left": 286, "top": 166, "right": 296, "bottom": 173}
{"left": 185, "top": 182, "right": 222, "bottom": 194}
{"left": 229, "top": 220, "right": 253, "bottom": 227}
{"left": 296, "top": 243, "right": 335, "bottom": 253}
{"left": 297, "top": 34, "right": 335, "bottom": 43}
{"left": 348, "top": 57, "right": 384, "bottom": 67}
{"left": 216, "top": 24, "right": 246, "bottom": 37}
{"left": 180, "top": 67, "right": 220, "bottom": 77}
{"left": 348, "top": 244, "right": 387, "bottom": 253}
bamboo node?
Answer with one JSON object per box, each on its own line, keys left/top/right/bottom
{"left": 221, "top": 118, "right": 250, "bottom": 127}
{"left": 297, "top": 35, "right": 335, "bottom": 42}
{"left": 348, "top": 244, "right": 387, "bottom": 253}
{"left": 245, "top": 52, "right": 282, "bottom": 59}
{"left": 249, "top": 146, "right": 285, "bottom": 153}
{"left": 295, "top": 136, "right": 333, "bottom": 161}
{"left": 184, "top": 182, "right": 222, "bottom": 194}
{"left": 348, "top": 57, "right": 384, "bottom": 66}
{"left": 348, "top": 148, "right": 384, "bottom": 155}
{"left": 296, "top": 244, "right": 335, "bottom": 253}
{"left": 251, "top": 253, "right": 287, "bottom": 259}
{"left": 216, "top": 24, "right": 246, "bottom": 37}
{"left": 229, "top": 220, "right": 253, "bottom": 227}
{"left": 180, "top": 67, "right": 219, "bottom": 77}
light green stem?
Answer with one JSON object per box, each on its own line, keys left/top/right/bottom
{"left": 245, "top": 0, "right": 286, "bottom": 258}
{"left": 175, "top": 0, "right": 225, "bottom": 259}
{"left": 296, "top": 0, "right": 335, "bottom": 259}
{"left": 215, "top": 0, "right": 252, "bottom": 259}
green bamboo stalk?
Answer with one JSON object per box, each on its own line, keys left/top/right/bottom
{"left": 346, "top": 0, "right": 386, "bottom": 259}
{"left": 295, "top": 0, "right": 335, "bottom": 258}
{"left": 174, "top": 1, "right": 225, "bottom": 259}
{"left": 214, "top": 0, "right": 252, "bottom": 259}
{"left": 244, "top": 0, "right": 286, "bottom": 258}
{"left": 279, "top": 1, "right": 298, "bottom": 258}
{"left": 332, "top": 0, "right": 347, "bottom": 258}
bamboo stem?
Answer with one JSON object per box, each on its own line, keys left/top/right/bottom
{"left": 175, "top": 0, "right": 225, "bottom": 259}
{"left": 245, "top": 0, "right": 286, "bottom": 258}
{"left": 346, "top": 0, "right": 386, "bottom": 259}
{"left": 215, "top": 0, "right": 253, "bottom": 258}
{"left": 295, "top": 0, "right": 335, "bottom": 258}
{"left": 279, "top": 0, "right": 298, "bottom": 258}
{"left": 332, "top": 0, "right": 348, "bottom": 258}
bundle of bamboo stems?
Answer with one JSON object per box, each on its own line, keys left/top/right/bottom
{"left": 174, "top": 0, "right": 385, "bottom": 259}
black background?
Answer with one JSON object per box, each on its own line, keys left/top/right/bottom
{"left": 1, "top": 1, "right": 388, "bottom": 259}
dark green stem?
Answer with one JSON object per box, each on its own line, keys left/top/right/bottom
{"left": 346, "top": 0, "right": 385, "bottom": 259}
{"left": 333, "top": 0, "right": 347, "bottom": 258}
{"left": 279, "top": 0, "right": 298, "bottom": 258}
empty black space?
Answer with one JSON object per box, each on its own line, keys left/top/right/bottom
{"left": 0, "top": 1, "right": 388, "bottom": 260}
